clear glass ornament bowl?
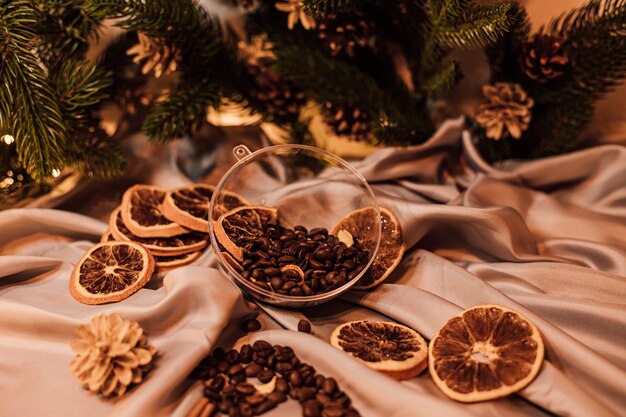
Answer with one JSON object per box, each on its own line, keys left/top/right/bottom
{"left": 208, "top": 144, "right": 381, "bottom": 308}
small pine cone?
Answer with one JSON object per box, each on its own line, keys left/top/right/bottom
{"left": 248, "top": 59, "right": 306, "bottom": 119}
{"left": 323, "top": 101, "right": 371, "bottom": 141}
{"left": 475, "top": 83, "right": 534, "bottom": 141}
{"left": 317, "top": 13, "right": 373, "bottom": 57}
{"left": 70, "top": 313, "right": 157, "bottom": 398}
{"left": 127, "top": 33, "right": 182, "bottom": 78}
{"left": 521, "top": 34, "right": 569, "bottom": 83}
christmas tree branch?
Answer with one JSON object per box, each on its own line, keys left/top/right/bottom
{"left": 143, "top": 78, "right": 222, "bottom": 142}
{"left": 0, "top": 1, "right": 67, "bottom": 180}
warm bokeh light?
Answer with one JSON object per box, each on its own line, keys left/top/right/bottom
{"left": 2, "top": 134, "right": 14, "bottom": 145}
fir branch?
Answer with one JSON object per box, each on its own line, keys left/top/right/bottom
{"left": 437, "top": 2, "right": 511, "bottom": 49}
{"left": 302, "top": 0, "right": 356, "bottom": 16}
{"left": 143, "top": 79, "right": 222, "bottom": 142}
{"left": 34, "top": 0, "right": 104, "bottom": 67}
{"left": 485, "top": 2, "right": 530, "bottom": 83}
{"left": 90, "top": 0, "right": 225, "bottom": 72}
{"left": 0, "top": 0, "right": 67, "bottom": 180}
{"left": 423, "top": 59, "right": 460, "bottom": 97}
{"left": 547, "top": 0, "right": 626, "bottom": 99}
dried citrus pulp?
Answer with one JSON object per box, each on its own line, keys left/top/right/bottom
{"left": 162, "top": 184, "right": 250, "bottom": 232}
{"left": 214, "top": 206, "right": 278, "bottom": 262}
{"left": 330, "top": 320, "right": 428, "bottom": 380}
{"left": 70, "top": 241, "right": 155, "bottom": 305}
{"left": 331, "top": 207, "right": 405, "bottom": 290}
{"left": 429, "top": 304, "right": 544, "bottom": 402}
{"left": 121, "top": 185, "right": 189, "bottom": 238}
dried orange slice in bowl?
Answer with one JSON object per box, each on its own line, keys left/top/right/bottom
{"left": 121, "top": 185, "right": 189, "bottom": 238}
{"left": 330, "top": 320, "right": 428, "bottom": 380}
{"left": 213, "top": 206, "right": 278, "bottom": 262}
{"left": 110, "top": 208, "right": 208, "bottom": 256}
{"left": 429, "top": 304, "right": 544, "bottom": 403}
{"left": 331, "top": 207, "right": 405, "bottom": 290}
{"left": 162, "top": 184, "right": 250, "bottom": 232}
{"left": 69, "top": 241, "right": 155, "bottom": 305}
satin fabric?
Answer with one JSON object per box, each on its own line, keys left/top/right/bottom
{"left": 1, "top": 118, "right": 624, "bottom": 417}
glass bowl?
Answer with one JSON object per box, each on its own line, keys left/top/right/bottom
{"left": 208, "top": 144, "right": 381, "bottom": 308}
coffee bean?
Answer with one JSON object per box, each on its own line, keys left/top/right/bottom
{"left": 276, "top": 377, "right": 289, "bottom": 393}
{"left": 316, "top": 392, "right": 333, "bottom": 405}
{"left": 240, "top": 344, "right": 253, "bottom": 363}
{"left": 252, "top": 340, "right": 272, "bottom": 352}
{"left": 254, "top": 399, "right": 277, "bottom": 414}
{"left": 217, "top": 360, "right": 229, "bottom": 373}
{"left": 298, "top": 319, "right": 312, "bottom": 334}
{"left": 282, "top": 280, "right": 297, "bottom": 291}
{"left": 265, "top": 267, "right": 281, "bottom": 277}
{"left": 218, "top": 400, "right": 233, "bottom": 413}
{"left": 251, "top": 269, "right": 265, "bottom": 281}
{"left": 245, "top": 393, "right": 265, "bottom": 406}
{"left": 206, "top": 375, "right": 225, "bottom": 391}
{"left": 278, "top": 255, "right": 297, "bottom": 264}
{"left": 228, "top": 364, "right": 244, "bottom": 376}
{"left": 309, "top": 259, "right": 324, "bottom": 269}
{"left": 269, "top": 276, "right": 283, "bottom": 290}
{"left": 303, "top": 399, "right": 323, "bottom": 417}
{"left": 235, "top": 382, "right": 256, "bottom": 395}
{"left": 226, "top": 349, "right": 240, "bottom": 364}
{"left": 242, "top": 318, "right": 261, "bottom": 333}
{"left": 323, "top": 378, "right": 337, "bottom": 395}
{"left": 275, "top": 362, "right": 293, "bottom": 374}
{"left": 298, "top": 387, "right": 316, "bottom": 401}
{"left": 302, "top": 284, "right": 313, "bottom": 295}
{"left": 290, "top": 287, "right": 304, "bottom": 296}
{"left": 289, "top": 370, "right": 302, "bottom": 387}
{"left": 212, "top": 347, "right": 226, "bottom": 361}
{"left": 244, "top": 363, "right": 262, "bottom": 377}
{"left": 241, "top": 270, "right": 251, "bottom": 279}
{"left": 324, "top": 406, "right": 345, "bottom": 417}
{"left": 284, "top": 269, "right": 301, "bottom": 279}
{"left": 239, "top": 402, "right": 254, "bottom": 417}
{"left": 268, "top": 391, "right": 287, "bottom": 403}
{"left": 257, "top": 369, "right": 274, "bottom": 383}
{"left": 253, "top": 281, "right": 271, "bottom": 291}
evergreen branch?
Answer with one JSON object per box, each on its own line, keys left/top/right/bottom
{"left": 71, "top": 131, "right": 126, "bottom": 178}
{"left": 423, "top": 59, "right": 460, "bottom": 97}
{"left": 89, "top": 0, "right": 225, "bottom": 71}
{"left": 546, "top": 0, "right": 626, "bottom": 99}
{"left": 485, "top": 2, "right": 530, "bottom": 83}
{"left": 437, "top": 2, "right": 511, "bottom": 49}
{"left": 430, "top": 0, "right": 473, "bottom": 24}
{"left": 0, "top": 0, "right": 67, "bottom": 180}
{"left": 143, "top": 78, "right": 222, "bottom": 142}
{"left": 273, "top": 45, "right": 384, "bottom": 106}
{"left": 302, "top": 0, "right": 356, "bottom": 16}
{"left": 34, "top": 0, "right": 104, "bottom": 66}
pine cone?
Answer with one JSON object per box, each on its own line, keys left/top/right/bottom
{"left": 475, "top": 83, "right": 534, "bottom": 141}
{"left": 127, "top": 33, "right": 182, "bottom": 78}
{"left": 318, "top": 13, "right": 373, "bottom": 57}
{"left": 323, "top": 101, "right": 371, "bottom": 141}
{"left": 521, "top": 34, "right": 569, "bottom": 83}
{"left": 247, "top": 58, "right": 307, "bottom": 120}
{"left": 70, "top": 313, "right": 157, "bottom": 398}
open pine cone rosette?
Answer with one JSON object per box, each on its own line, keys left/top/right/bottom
{"left": 70, "top": 313, "right": 157, "bottom": 398}
{"left": 475, "top": 83, "right": 534, "bottom": 141}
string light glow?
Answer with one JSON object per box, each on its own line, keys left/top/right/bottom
{"left": 52, "top": 169, "right": 61, "bottom": 178}
{"left": 2, "top": 135, "right": 14, "bottom": 145}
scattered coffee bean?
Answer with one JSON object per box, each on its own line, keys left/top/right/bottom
{"left": 298, "top": 319, "right": 312, "bottom": 334}
{"left": 241, "top": 318, "right": 261, "bottom": 333}
{"left": 191, "top": 340, "right": 360, "bottom": 416}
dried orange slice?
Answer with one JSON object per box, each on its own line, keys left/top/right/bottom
{"left": 331, "top": 207, "right": 405, "bottom": 290}
{"left": 110, "top": 208, "right": 208, "bottom": 256}
{"left": 214, "top": 206, "right": 278, "bottom": 262}
{"left": 120, "top": 185, "right": 189, "bottom": 238}
{"left": 330, "top": 320, "right": 428, "bottom": 380}
{"left": 70, "top": 241, "right": 155, "bottom": 305}
{"left": 162, "top": 184, "right": 250, "bottom": 232}
{"left": 429, "top": 304, "right": 544, "bottom": 403}
{"left": 155, "top": 251, "right": 201, "bottom": 272}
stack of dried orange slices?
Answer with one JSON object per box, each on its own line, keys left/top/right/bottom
{"left": 329, "top": 305, "right": 545, "bottom": 403}
{"left": 70, "top": 183, "right": 249, "bottom": 305}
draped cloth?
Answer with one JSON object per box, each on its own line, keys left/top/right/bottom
{"left": 1, "top": 118, "right": 625, "bottom": 417}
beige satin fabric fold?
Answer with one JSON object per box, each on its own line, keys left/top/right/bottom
{"left": 2, "top": 118, "right": 625, "bottom": 417}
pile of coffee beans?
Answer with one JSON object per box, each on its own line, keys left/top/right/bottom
{"left": 192, "top": 340, "right": 360, "bottom": 417}
{"left": 238, "top": 224, "right": 370, "bottom": 296}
